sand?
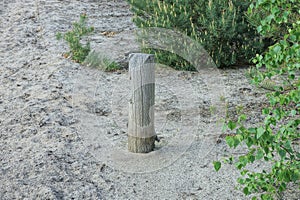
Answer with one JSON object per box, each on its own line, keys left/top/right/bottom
{"left": 0, "top": 0, "right": 298, "bottom": 199}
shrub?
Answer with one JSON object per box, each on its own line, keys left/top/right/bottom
{"left": 128, "top": 0, "right": 268, "bottom": 68}
{"left": 214, "top": 1, "right": 300, "bottom": 199}
{"left": 56, "top": 14, "right": 94, "bottom": 63}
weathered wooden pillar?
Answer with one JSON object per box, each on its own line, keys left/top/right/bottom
{"left": 128, "top": 53, "right": 156, "bottom": 153}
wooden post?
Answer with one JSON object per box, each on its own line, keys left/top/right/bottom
{"left": 128, "top": 53, "right": 156, "bottom": 153}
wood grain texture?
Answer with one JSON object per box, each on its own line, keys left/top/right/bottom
{"left": 128, "top": 53, "right": 156, "bottom": 153}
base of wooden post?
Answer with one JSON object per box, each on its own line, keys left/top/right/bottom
{"left": 128, "top": 135, "right": 156, "bottom": 153}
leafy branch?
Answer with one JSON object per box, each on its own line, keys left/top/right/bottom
{"left": 214, "top": 1, "right": 300, "bottom": 199}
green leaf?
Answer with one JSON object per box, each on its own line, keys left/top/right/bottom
{"left": 279, "top": 182, "right": 287, "bottom": 192}
{"left": 213, "top": 161, "right": 221, "bottom": 171}
{"left": 256, "top": 149, "right": 264, "bottom": 160}
{"left": 222, "top": 123, "right": 228, "bottom": 132}
{"left": 248, "top": 128, "right": 257, "bottom": 134}
{"left": 273, "top": 45, "right": 281, "bottom": 54}
{"left": 290, "top": 110, "right": 297, "bottom": 116}
{"left": 245, "top": 137, "right": 255, "bottom": 147}
{"left": 236, "top": 162, "right": 244, "bottom": 170}
{"left": 256, "top": 127, "right": 265, "bottom": 139}
{"left": 243, "top": 187, "right": 250, "bottom": 195}
{"left": 238, "top": 114, "right": 247, "bottom": 122}
{"left": 257, "top": 25, "right": 262, "bottom": 33}
{"left": 248, "top": 154, "right": 255, "bottom": 163}
{"left": 233, "top": 135, "right": 242, "bottom": 148}
{"left": 262, "top": 108, "right": 270, "bottom": 115}
{"left": 284, "top": 140, "right": 292, "bottom": 151}
{"left": 228, "top": 120, "right": 237, "bottom": 130}
{"left": 226, "top": 136, "right": 235, "bottom": 148}
{"left": 238, "top": 177, "right": 245, "bottom": 184}
{"left": 238, "top": 156, "right": 249, "bottom": 168}
{"left": 261, "top": 193, "right": 272, "bottom": 200}
{"left": 241, "top": 170, "right": 248, "bottom": 176}
{"left": 275, "top": 161, "right": 281, "bottom": 168}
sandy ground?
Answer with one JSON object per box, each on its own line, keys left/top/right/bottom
{"left": 0, "top": 0, "right": 299, "bottom": 199}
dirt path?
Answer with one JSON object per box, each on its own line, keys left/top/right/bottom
{"left": 0, "top": 1, "right": 298, "bottom": 199}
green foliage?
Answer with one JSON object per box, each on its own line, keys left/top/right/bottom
{"left": 128, "top": 0, "right": 268, "bottom": 69}
{"left": 215, "top": 1, "right": 300, "bottom": 199}
{"left": 83, "top": 50, "right": 121, "bottom": 72}
{"left": 143, "top": 49, "right": 195, "bottom": 71}
{"left": 103, "top": 59, "right": 121, "bottom": 72}
{"left": 56, "top": 14, "right": 94, "bottom": 63}
{"left": 213, "top": 161, "right": 222, "bottom": 171}
{"left": 245, "top": 0, "right": 300, "bottom": 41}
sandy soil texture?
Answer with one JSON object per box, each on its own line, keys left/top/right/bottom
{"left": 0, "top": 0, "right": 298, "bottom": 199}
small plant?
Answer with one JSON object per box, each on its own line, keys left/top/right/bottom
{"left": 103, "top": 58, "right": 121, "bottom": 72}
{"left": 83, "top": 50, "right": 121, "bottom": 72}
{"left": 235, "top": 105, "right": 244, "bottom": 115}
{"left": 209, "top": 105, "right": 217, "bottom": 115}
{"left": 56, "top": 14, "right": 94, "bottom": 63}
{"left": 219, "top": 95, "right": 226, "bottom": 102}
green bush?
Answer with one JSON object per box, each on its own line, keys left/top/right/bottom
{"left": 56, "top": 14, "right": 94, "bottom": 63}
{"left": 128, "top": 0, "right": 268, "bottom": 68}
{"left": 214, "top": 1, "right": 300, "bottom": 199}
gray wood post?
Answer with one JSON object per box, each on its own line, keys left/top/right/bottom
{"left": 128, "top": 53, "right": 156, "bottom": 153}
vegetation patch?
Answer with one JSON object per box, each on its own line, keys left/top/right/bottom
{"left": 215, "top": 1, "right": 300, "bottom": 199}
{"left": 83, "top": 50, "right": 121, "bottom": 72}
{"left": 56, "top": 14, "right": 94, "bottom": 63}
{"left": 128, "top": 0, "right": 270, "bottom": 69}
